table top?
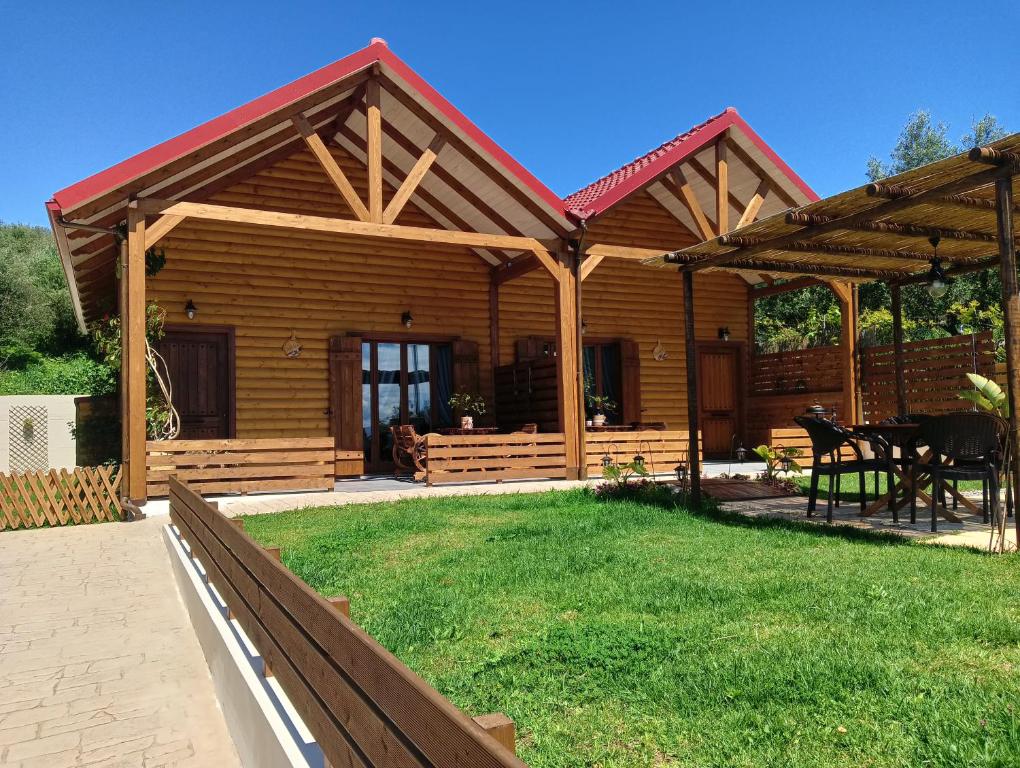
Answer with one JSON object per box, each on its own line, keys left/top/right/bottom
{"left": 437, "top": 426, "right": 500, "bottom": 436}
{"left": 850, "top": 423, "right": 920, "bottom": 432}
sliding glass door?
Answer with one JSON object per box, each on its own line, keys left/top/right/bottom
{"left": 361, "top": 340, "right": 453, "bottom": 473}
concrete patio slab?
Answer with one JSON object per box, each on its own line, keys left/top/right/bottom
{"left": 0, "top": 518, "right": 240, "bottom": 768}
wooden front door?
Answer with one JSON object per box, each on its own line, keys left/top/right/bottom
{"left": 158, "top": 328, "right": 234, "bottom": 440}
{"left": 697, "top": 344, "right": 741, "bottom": 458}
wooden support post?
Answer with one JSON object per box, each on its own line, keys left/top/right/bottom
{"left": 118, "top": 239, "right": 129, "bottom": 498}
{"left": 125, "top": 208, "right": 147, "bottom": 503}
{"left": 366, "top": 78, "right": 383, "bottom": 223}
{"left": 716, "top": 136, "right": 729, "bottom": 234}
{"left": 553, "top": 256, "right": 582, "bottom": 480}
{"left": 489, "top": 276, "right": 500, "bottom": 369}
{"left": 830, "top": 281, "right": 858, "bottom": 422}
{"left": 328, "top": 596, "right": 351, "bottom": 617}
{"left": 993, "top": 172, "right": 1020, "bottom": 534}
{"left": 681, "top": 270, "right": 702, "bottom": 505}
{"left": 891, "top": 283, "right": 908, "bottom": 416}
{"left": 472, "top": 713, "right": 516, "bottom": 754}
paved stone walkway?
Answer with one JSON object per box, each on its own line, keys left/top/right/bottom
{"left": 0, "top": 518, "right": 240, "bottom": 768}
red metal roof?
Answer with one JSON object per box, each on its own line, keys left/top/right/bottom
{"left": 563, "top": 107, "right": 818, "bottom": 219}
{"left": 50, "top": 38, "right": 568, "bottom": 224}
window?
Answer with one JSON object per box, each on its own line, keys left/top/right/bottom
{"left": 583, "top": 342, "right": 622, "bottom": 424}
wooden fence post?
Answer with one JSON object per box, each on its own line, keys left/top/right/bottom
{"left": 328, "top": 596, "right": 351, "bottom": 617}
{"left": 473, "top": 713, "right": 516, "bottom": 754}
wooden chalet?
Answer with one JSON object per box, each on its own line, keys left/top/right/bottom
{"left": 47, "top": 38, "right": 837, "bottom": 504}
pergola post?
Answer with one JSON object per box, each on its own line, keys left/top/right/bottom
{"left": 830, "top": 281, "right": 859, "bottom": 422}
{"left": 124, "top": 207, "right": 148, "bottom": 503}
{"left": 553, "top": 255, "right": 582, "bottom": 480}
{"left": 891, "top": 283, "right": 908, "bottom": 416}
{"left": 682, "top": 270, "right": 702, "bottom": 505}
{"left": 993, "top": 172, "right": 1020, "bottom": 529}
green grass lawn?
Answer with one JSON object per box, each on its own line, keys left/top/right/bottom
{"left": 241, "top": 491, "right": 1020, "bottom": 767}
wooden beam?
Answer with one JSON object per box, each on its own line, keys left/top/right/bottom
{"left": 133, "top": 199, "right": 553, "bottom": 254}
{"left": 868, "top": 183, "right": 1020, "bottom": 216}
{"left": 668, "top": 168, "right": 716, "bottom": 241}
{"left": 144, "top": 214, "right": 185, "bottom": 249}
{"left": 366, "top": 79, "right": 383, "bottom": 222}
{"left": 530, "top": 248, "right": 560, "bottom": 277}
{"left": 724, "top": 137, "right": 801, "bottom": 209}
{"left": 667, "top": 252, "right": 904, "bottom": 279}
{"left": 125, "top": 208, "right": 147, "bottom": 503}
{"left": 579, "top": 254, "right": 605, "bottom": 281}
{"left": 719, "top": 236, "right": 960, "bottom": 263}
{"left": 891, "top": 283, "right": 908, "bottom": 416}
{"left": 291, "top": 113, "right": 370, "bottom": 222}
{"left": 786, "top": 211, "right": 998, "bottom": 244}
{"left": 748, "top": 276, "right": 822, "bottom": 298}
{"left": 382, "top": 135, "right": 445, "bottom": 225}
{"left": 736, "top": 180, "right": 769, "bottom": 229}
{"left": 716, "top": 136, "right": 729, "bottom": 234}
{"left": 993, "top": 171, "right": 1020, "bottom": 537}
{"left": 681, "top": 270, "right": 702, "bottom": 505}
{"left": 970, "top": 146, "right": 1020, "bottom": 168}
{"left": 685, "top": 165, "right": 1004, "bottom": 271}
{"left": 553, "top": 256, "right": 581, "bottom": 480}
{"left": 584, "top": 243, "right": 668, "bottom": 260}
{"left": 492, "top": 255, "right": 542, "bottom": 285}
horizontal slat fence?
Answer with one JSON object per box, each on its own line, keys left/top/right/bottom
{"left": 146, "top": 438, "right": 334, "bottom": 497}
{"left": 860, "top": 332, "right": 995, "bottom": 422}
{"left": 767, "top": 427, "right": 855, "bottom": 464}
{"left": 168, "top": 478, "right": 524, "bottom": 768}
{"left": 424, "top": 433, "right": 568, "bottom": 485}
{"left": 0, "top": 466, "right": 121, "bottom": 530}
{"left": 750, "top": 346, "right": 843, "bottom": 396}
{"left": 584, "top": 430, "right": 696, "bottom": 476}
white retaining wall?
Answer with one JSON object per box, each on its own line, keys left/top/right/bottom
{"left": 0, "top": 395, "right": 83, "bottom": 473}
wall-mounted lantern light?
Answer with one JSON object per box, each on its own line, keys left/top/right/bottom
{"left": 401, "top": 311, "right": 413, "bottom": 329}
{"left": 718, "top": 326, "right": 731, "bottom": 341}
{"left": 185, "top": 300, "right": 198, "bottom": 320}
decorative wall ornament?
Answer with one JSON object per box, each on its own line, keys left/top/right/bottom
{"left": 652, "top": 340, "right": 668, "bottom": 362}
{"left": 282, "top": 331, "right": 303, "bottom": 359}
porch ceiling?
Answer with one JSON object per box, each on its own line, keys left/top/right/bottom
{"left": 644, "top": 133, "right": 1020, "bottom": 283}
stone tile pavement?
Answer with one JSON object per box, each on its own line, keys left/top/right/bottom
{"left": 0, "top": 518, "right": 239, "bottom": 768}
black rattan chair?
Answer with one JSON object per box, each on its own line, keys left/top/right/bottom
{"left": 794, "top": 416, "right": 893, "bottom": 524}
{"left": 908, "top": 412, "right": 1007, "bottom": 532}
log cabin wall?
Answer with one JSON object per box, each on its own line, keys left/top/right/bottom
{"left": 146, "top": 144, "right": 495, "bottom": 440}
{"left": 500, "top": 191, "right": 750, "bottom": 431}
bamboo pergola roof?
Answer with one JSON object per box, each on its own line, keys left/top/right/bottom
{"left": 644, "top": 133, "right": 1020, "bottom": 282}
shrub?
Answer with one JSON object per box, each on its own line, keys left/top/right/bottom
{"left": 0, "top": 353, "right": 116, "bottom": 396}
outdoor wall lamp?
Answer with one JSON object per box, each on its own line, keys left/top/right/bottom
{"left": 185, "top": 300, "right": 197, "bottom": 320}
{"left": 401, "top": 311, "right": 413, "bottom": 329}
{"left": 601, "top": 453, "right": 614, "bottom": 469}
{"left": 581, "top": 319, "right": 588, "bottom": 336}
{"left": 926, "top": 235, "right": 950, "bottom": 299}
{"left": 718, "top": 326, "right": 731, "bottom": 341}
{"left": 632, "top": 454, "right": 646, "bottom": 469}
{"left": 735, "top": 444, "right": 747, "bottom": 463}
{"left": 674, "top": 462, "right": 688, "bottom": 488}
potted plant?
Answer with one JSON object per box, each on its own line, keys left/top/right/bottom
{"left": 587, "top": 394, "right": 617, "bottom": 427}
{"left": 448, "top": 391, "right": 486, "bottom": 429}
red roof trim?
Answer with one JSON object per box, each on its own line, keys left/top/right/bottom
{"left": 51, "top": 40, "right": 569, "bottom": 227}
{"left": 564, "top": 107, "right": 818, "bottom": 220}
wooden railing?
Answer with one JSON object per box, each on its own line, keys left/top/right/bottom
{"left": 0, "top": 466, "right": 122, "bottom": 530}
{"left": 424, "top": 433, "right": 568, "bottom": 485}
{"left": 749, "top": 346, "right": 843, "bottom": 396}
{"left": 146, "top": 438, "right": 335, "bottom": 497}
{"left": 584, "top": 431, "right": 695, "bottom": 476}
{"left": 860, "top": 332, "right": 996, "bottom": 422}
{"left": 169, "top": 478, "right": 523, "bottom": 767}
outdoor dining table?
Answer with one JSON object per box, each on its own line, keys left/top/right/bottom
{"left": 850, "top": 422, "right": 975, "bottom": 522}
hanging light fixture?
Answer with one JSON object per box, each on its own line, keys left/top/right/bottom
{"left": 925, "top": 235, "right": 950, "bottom": 299}
{"left": 632, "top": 454, "right": 646, "bottom": 470}
{"left": 777, "top": 446, "right": 794, "bottom": 474}
{"left": 601, "top": 452, "right": 614, "bottom": 469}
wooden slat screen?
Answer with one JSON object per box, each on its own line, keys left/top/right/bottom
{"left": 424, "top": 433, "right": 568, "bottom": 485}
{"left": 146, "top": 438, "right": 335, "bottom": 497}
{"left": 168, "top": 478, "right": 524, "bottom": 768}
{"left": 584, "top": 431, "right": 697, "bottom": 476}
{"left": 749, "top": 346, "right": 843, "bottom": 396}
{"left": 859, "top": 332, "right": 996, "bottom": 422}
{"left": 0, "top": 467, "right": 122, "bottom": 530}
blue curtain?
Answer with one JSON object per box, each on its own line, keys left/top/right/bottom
{"left": 435, "top": 344, "right": 453, "bottom": 427}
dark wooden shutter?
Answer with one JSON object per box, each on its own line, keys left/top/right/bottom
{"left": 329, "top": 336, "right": 363, "bottom": 476}
{"left": 451, "top": 340, "right": 480, "bottom": 396}
{"left": 620, "top": 339, "right": 642, "bottom": 425}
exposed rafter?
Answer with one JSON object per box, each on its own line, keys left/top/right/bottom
{"left": 667, "top": 168, "right": 715, "bottom": 241}
{"left": 736, "top": 179, "right": 769, "bottom": 229}
{"left": 291, "top": 112, "right": 370, "bottom": 221}
{"left": 382, "top": 135, "right": 445, "bottom": 225}
{"left": 785, "top": 211, "right": 998, "bottom": 243}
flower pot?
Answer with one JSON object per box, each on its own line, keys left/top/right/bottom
{"left": 592, "top": 413, "right": 607, "bottom": 427}
{"left": 460, "top": 415, "right": 474, "bottom": 430}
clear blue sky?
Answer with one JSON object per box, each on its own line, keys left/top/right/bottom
{"left": 2, "top": 0, "right": 1018, "bottom": 227}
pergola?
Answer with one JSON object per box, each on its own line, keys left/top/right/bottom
{"left": 647, "top": 133, "right": 1020, "bottom": 522}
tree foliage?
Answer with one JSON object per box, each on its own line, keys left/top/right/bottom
{"left": 757, "top": 111, "right": 1009, "bottom": 354}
